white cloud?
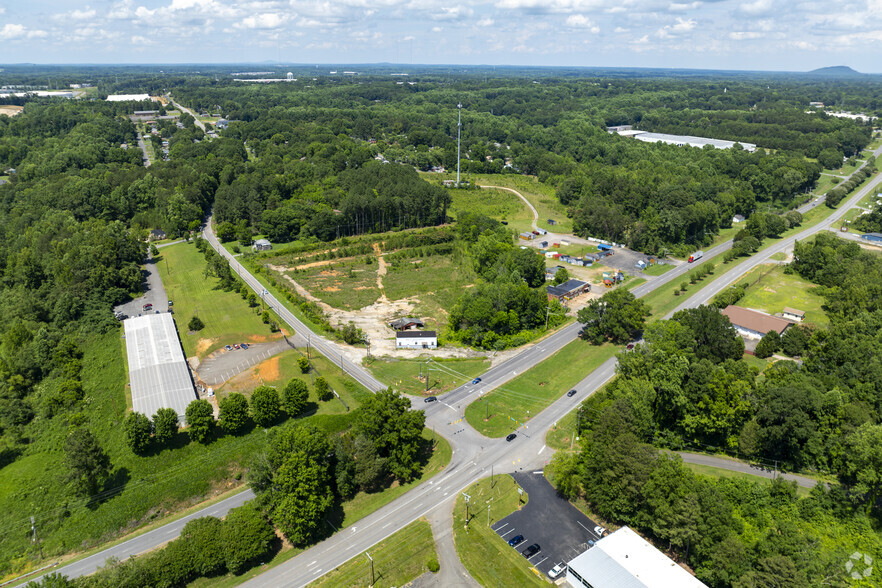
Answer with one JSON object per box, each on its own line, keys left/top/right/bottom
{"left": 614, "top": 26, "right": 629, "bottom": 33}
{"left": 729, "top": 31, "right": 763, "bottom": 40}
{"left": 432, "top": 26, "right": 443, "bottom": 32}
{"left": 737, "top": 0, "right": 775, "bottom": 16}
{"left": 565, "top": 14, "right": 599, "bottom": 32}
{"left": 234, "top": 12, "right": 290, "bottom": 28}
{"left": 477, "top": 17, "right": 495, "bottom": 27}
{"left": 0, "top": 24, "right": 26, "bottom": 40}
{"left": 668, "top": 1, "right": 701, "bottom": 11}
{"left": 431, "top": 5, "right": 473, "bottom": 20}
{"left": 657, "top": 16, "right": 696, "bottom": 38}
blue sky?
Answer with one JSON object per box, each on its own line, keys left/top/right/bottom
{"left": 1, "top": 0, "right": 880, "bottom": 72}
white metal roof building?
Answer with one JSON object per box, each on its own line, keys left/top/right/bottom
{"left": 124, "top": 313, "right": 197, "bottom": 423}
{"left": 106, "top": 94, "right": 153, "bottom": 102}
{"left": 614, "top": 129, "right": 756, "bottom": 152}
{"left": 566, "top": 527, "right": 707, "bottom": 588}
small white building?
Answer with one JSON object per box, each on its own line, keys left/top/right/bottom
{"left": 566, "top": 526, "right": 706, "bottom": 588}
{"left": 781, "top": 307, "right": 805, "bottom": 322}
{"left": 252, "top": 238, "right": 272, "bottom": 251}
{"left": 395, "top": 331, "right": 437, "bottom": 349}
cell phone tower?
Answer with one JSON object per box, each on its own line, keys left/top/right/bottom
{"left": 456, "top": 102, "right": 462, "bottom": 187}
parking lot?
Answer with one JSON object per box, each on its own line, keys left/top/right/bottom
{"left": 491, "top": 472, "right": 602, "bottom": 579}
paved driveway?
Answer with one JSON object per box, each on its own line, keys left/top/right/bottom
{"left": 114, "top": 252, "right": 169, "bottom": 320}
{"left": 195, "top": 339, "right": 294, "bottom": 386}
{"left": 491, "top": 472, "right": 600, "bottom": 579}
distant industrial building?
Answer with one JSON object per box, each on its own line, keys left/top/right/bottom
{"left": 389, "top": 317, "right": 424, "bottom": 331}
{"left": 106, "top": 94, "right": 154, "bottom": 102}
{"left": 861, "top": 233, "right": 882, "bottom": 244}
{"left": 566, "top": 526, "right": 706, "bottom": 588}
{"left": 722, "top": 305, "right": 793, "bottom": 340}
{"left": 395, "top": 331, "right": 437, "bottom": 349}
{"left": 610, "top": 129, "right": 756, "bottom": 152}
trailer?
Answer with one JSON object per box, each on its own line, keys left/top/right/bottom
{"left": 597, "top": 243, "right": 612, "bottom": 251}
{"left": 688, "top": 250, "right": 704, "bottom": 263}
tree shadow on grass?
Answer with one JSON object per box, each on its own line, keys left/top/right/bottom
{"left": 89, "top": 466, "right": 130, "bottom": 509}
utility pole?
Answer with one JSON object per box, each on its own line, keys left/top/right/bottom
{"left": 456, "top": 103, "right": 462, "bottom": 187}
{"left": 462, "top": 492, "right": 471, "bottom": 526}
{"left": 366, "top": 552, "right": 375, "bottom": 586}
{"left": 571, "top": 407, "right": 582, "bottom": 450}
{"left": 487, "top": 498, "right": 492, "bottom": 526}
{"left": 30, "top": 516, "right": 42, "bottom": 560}
{"left": 486, "top": 396, "right": 489, "bottom": 420}
{"left": 366, "top": 336, "right": 371, "bottom": 361}
{"left": 425, "top": 359, "right": 431, "bottom": 392}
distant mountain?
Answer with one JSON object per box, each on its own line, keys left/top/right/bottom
{"left": 806, "top": 66, "right": 865, "bottom": 78}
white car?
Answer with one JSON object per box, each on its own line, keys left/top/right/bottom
{"left": 594, "top": 525, "right": 607, "bottom": 537}
{"left": 548, "top": 563, "right": 566, "bottom": 579}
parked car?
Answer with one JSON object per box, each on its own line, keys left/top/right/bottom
{"left": 522, "top": 544, "right": 540, "bottom": 558}
{"left": 240, "top": 343, "right": 249, "bottom": 349}
{"left": 167, "top": 300, "right": 173, "bottom": 307}
{"left": 225, "top": 345, "right": 233, "bottom": 351}
{"left": 626, "top": 343, "right": 635, "bottom": 350}
{"left": 143, "top": 304, "right": 152, "bottom": 311}
{"left": 424, "top": 396, "right": 437, "bottom": 403}
{"left": 548, "top": 564, "right": 565, "bottom": 579}
{"left": 508, "top": 534, "right": 525, "bottom": 547}
{"left": 567, "top": 389, "right": 578, "bottom": 397}
{"left": 506, "top": 433, "right": 517, "bottom": 442}
{"left": 594, "top": 525, "right": 607, "bottom": 537}
{"left": 233, "top": 344, "right": 240, "bottom": 349}
{"left": 472, "top": 377, "right": 482, "bottom": 385}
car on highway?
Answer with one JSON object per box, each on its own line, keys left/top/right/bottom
{"left": 240, "top": 343, "right": 249, "bottom": 350}
{"left": 594, "top": 525, "right": 607, "bottom": 537}
{"left": 508, "top": 534, "right": 525, "bottom": 547}
{"left": 506, "top": 433, "right": 517, "bottom": 442}
{"left": 225, "top": 345, "right": 233, "bottom": 351}
{"left": 522, "top": 543, "right": 540, "bottom": 558}
{"left": 472, "top": 377, "right": 482, "bottom": 385}
{"left": 424, "top": 396, "right": 437, "bottom": 403}
{"left": 548, "top": 563, "right": 565, "bottom": 579}
{"left": 567, "top": 389, "right": 578, "bottom": 397}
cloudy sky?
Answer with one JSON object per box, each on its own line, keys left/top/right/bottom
{"left": 2, "top": 0, "right": 880, "bottom": 72}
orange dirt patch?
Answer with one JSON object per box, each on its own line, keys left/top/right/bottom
{"left": 196, "top": 338, "right": 217, "bottom": 355}
{"left": 246, "top": 335, "right": 272, "bottom": 343}
{"left": 319, "top": 269, "right": 339, "bottom": 276}
{"left": 258, "top": 356, "right": 280, "bottom": 381}
{"left": 354, "top": 286, "right": 374, "bottom": 290}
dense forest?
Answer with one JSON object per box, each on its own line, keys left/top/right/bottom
{"left": 552, "top": 231, "right": 882, "bottom": 586}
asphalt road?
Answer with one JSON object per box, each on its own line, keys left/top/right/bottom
{"left": 677, "top": 452, "right": 817, "bottom": 488}
{"left": 28, "top": 490, "right": 253, "bottom": 583}
{"left": 35, "top": 140, "right": 881, "bottom": 585}
{"left": 113, "top": 251, "right": 169, "bottom": 320}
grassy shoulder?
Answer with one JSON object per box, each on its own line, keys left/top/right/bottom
{"left": 465, "top": 339, "right": 616, "bottom": 438}
{"left": 187, "top": 429, "right": 451, "bottom": 588}
{"left": 736, "top": 264, "right": 828, "bottom": 327}
{"left": 157, "top": 241, "right": 285, "bottom": 359}
{"left": 453, "top": 475, "right": 543, "bottom": 588}
{"left": 640, "top": 262, "right": 674, "bottom": 276}
{"left": 309, "top": 519, "right": 437, "bottom": 587}
{"left": 366, "top": 357, "right": 490, "bottom": 398}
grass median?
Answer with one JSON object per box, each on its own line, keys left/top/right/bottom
{"left": 464, "top": 339, "right": 616, "bottom": 438}
{"left": 453, "top": 475, "right": 543, "bottom": 588}
{"left": 367, "top": 357, "right": 490, "bottom": 397}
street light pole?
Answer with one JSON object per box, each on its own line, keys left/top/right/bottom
{"left": 366, "top": 552, "right": 375, "bottom": 586}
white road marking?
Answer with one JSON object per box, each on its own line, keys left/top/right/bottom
{"left": 499, "top": 529, "right": 515, "bottom": 538}
{"left": 534, "top": 556, "right": 548, "bottom": 566}
{"left": 307, "top": 561, "right": 318, "bottom": 567}
{"left": 382, "top": 523, "right": 392, "bottom": 529}
{"left": 538, "top": 445, "right": 546, "bottom": 455}
{"left": 494, "top": 523, "right": 509, "bottom": 531}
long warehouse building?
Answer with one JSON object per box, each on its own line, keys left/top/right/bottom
{"left": 124, "top": 313, "right": 197, "bottom": 423}
{"left": 610, "top": 128, "right": 756, "bottom": 152}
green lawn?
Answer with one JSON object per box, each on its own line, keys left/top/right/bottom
{"left": 741, "top": 353, "right": 772, "bottom": 374}
{"left": 813, "top": 174, "right": 841, "bottom": 195}
{"left": 465, "top": 339, "right": 617, "bottom": 438}
{"left": 736, "top": 264, "right": 828, "bottom": 327}
{"left": 310, "top": 520, "right": 437, "bottom": 587}
{"left": 366, "top": 357, "right": 490, "bottom": 397}
{"left": 453, "top": 476, "right": 543, "bottom": 588}
{"left": 641, "top": 262, "right": 674, "bottom": 276}
{"left": 469, "top": 174, "right": 572, "bottom": 233}
{"left": 682, "top": 462, "right": 810, "bottom": 497}
{"left": 641, "top": 250, "right": 729, "bottom": 319}
{"left": 157, "top": 242, "right": 285, "bottom": 359}
{"left": 449, "top": 186, "right": 532, "bottom": 232}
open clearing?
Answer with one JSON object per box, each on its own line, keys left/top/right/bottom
{"left": 735, "top": 264, "right": 828, "bottom": 327}
{"left": 448, "top": 186, "right": 533, "bottom": 233}
{"left": 157, "top": 242, "right": 286, "bottom": 360}
{"left": 0, "top": 105, "right": 23, "bottom": 117}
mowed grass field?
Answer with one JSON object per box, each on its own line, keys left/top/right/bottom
{"left": 453, "top": 475, "right": 543, "bottom": 587}
{"left": 465, "top": 339, "right": 617, "bottom": 438}
{"left": 448, "top": 186, "right": 533, "bottom": 233}
{"left": 156, "top": 242, "right": 285, "bottom": 359}
{"left": 736, "top": 264, "right": 828, "bottom": 327}
{"left": 310, "top": 520, "right": 438, "bottom": 587}
{"left": 367, "top": 357, "right": 490, "bottom": 397}
{"left": 464, "top": 174, "right": 571, "bottom": 233}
